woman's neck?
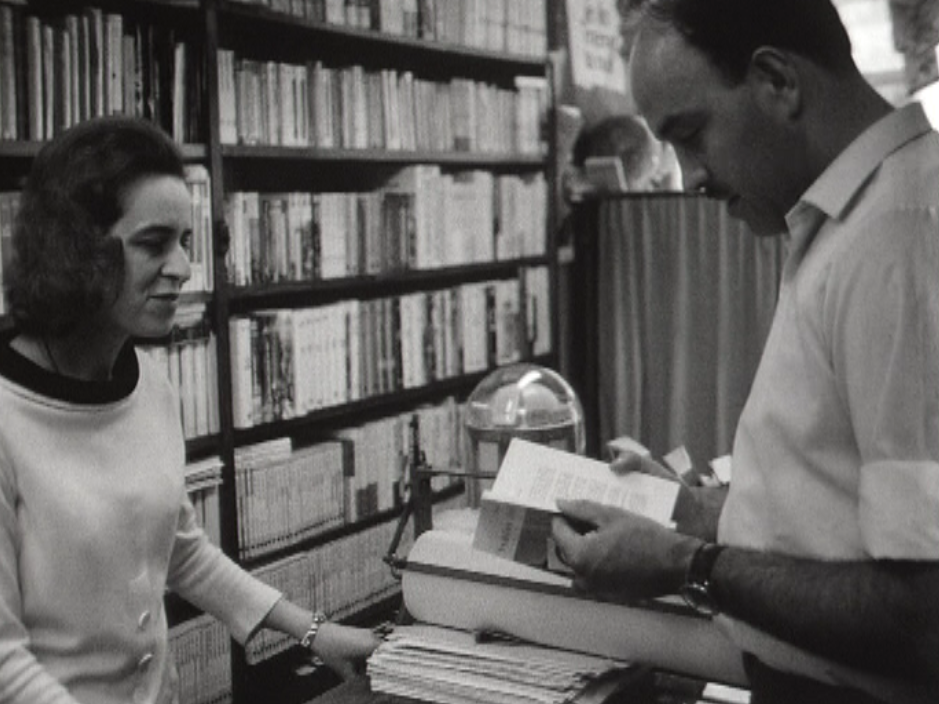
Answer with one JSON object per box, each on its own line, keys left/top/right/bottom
{"left": 12, "top": 331, "right": 126, "bottom": 381}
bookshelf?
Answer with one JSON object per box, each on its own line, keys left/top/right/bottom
{"left": 0, "top": 1, "right": 558, "bottom": 702}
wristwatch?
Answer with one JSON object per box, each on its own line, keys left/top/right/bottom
{"left": 680, "top": 542, "right": 725, "bottom": 616}
{"left": 300, "top": 611, "right": 328, "bottom": 651}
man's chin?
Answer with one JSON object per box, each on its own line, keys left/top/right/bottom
{"left": 727, "top": 198, "right": 786, "bottom": 237}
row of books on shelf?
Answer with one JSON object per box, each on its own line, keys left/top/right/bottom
{"left": 0, "top": 191, "right": 18, "bottom": 316}
{"left": 218, "top": 52, "right": 548, "bottom": 154}
{"left": 233, "top": 398, "right": 462, "bottom": 559}
{"left": 339, "top": 399, "right": 463, "bottom": 514}
{"left": 138, "top": 303, "right": 221, "bottom": 441}
{"left": 185, "top": 455, "right": 225, "bottom": 548}
{"left": 224, "top": 168, "right": 547, "bottom": 286}
{"left": 0, "top": 165, "right": 212, "bottom": 316}
{"left": 0, "top": 4, "right": 202, "bottom": 142}
{"left": 228, "top": 0, "right": 548, "bottom": 58}
{"left": 168, "top": 613, "right": 231, "bottom": 704}
{"left": 228, "top": 268, "right": 550, "bottom": 428}
{"left": 234, "top": 437, "right": 347, "bottom": 561}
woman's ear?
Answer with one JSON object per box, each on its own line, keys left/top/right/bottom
{"left": 747, "top": 47, "right": 802, "bottom": 119}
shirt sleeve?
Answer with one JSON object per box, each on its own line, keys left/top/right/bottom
{"left": 0, "top": 449, "right": 83, "bottom": 704}
{"left": 166, "top": 491, "right": 282, "bottom": 645}
{"left": 826, "top": 206, "right": 939, "bottom": 558}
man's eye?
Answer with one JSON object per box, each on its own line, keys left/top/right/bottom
{"left": 180, "top": 234, "right": 193, "bottom": 255}
{"left": 675, "top": 129, "right": 700, "bottom": 150}
{"left": 677, "top": 125, "right": 705, "bottom": 152}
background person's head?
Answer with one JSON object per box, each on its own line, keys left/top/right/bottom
{"left": 8, "top": 117, "right": 187, "bottom": 338}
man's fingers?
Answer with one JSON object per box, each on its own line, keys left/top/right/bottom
{"left": 610, "top": 451, "right": 644, "bottom": 475}
{"left": 556, "top": 498, "right": 626, "bottom": 528}
{"left": 551, "top": 515, "right": 588, "bottom": 569}
{"left": 555, "top": 498, "right": 599, "bottom": 524}
{"left": 610, "top": 451, "right": 677, "bottom": 482}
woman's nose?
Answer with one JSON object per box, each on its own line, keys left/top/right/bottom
{"left": 162, "top": 241, "right": 192, "bottom": 283}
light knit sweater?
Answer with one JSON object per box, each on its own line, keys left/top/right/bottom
{"left": 0, "top": 332, "right": 282, "bottom": 704}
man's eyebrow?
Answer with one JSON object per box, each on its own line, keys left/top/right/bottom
{"left": 655, "top": 111, "right": 704, "bottom": 142}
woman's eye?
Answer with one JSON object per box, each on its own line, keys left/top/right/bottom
{"left": 140, "top": 238, "right": 166, "bottom": 253}
{"left": 180, "top": 233, "right": 193, "bottom": 256}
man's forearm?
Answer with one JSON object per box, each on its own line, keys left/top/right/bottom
{"left": 710, "top": 548, "right": 939, "bottom": 690}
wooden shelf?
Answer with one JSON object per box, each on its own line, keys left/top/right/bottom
{"left": 218, "top": 2, "right": 548, "bottom": 77}
{"left": 0, "top": 140, "right": 207, "bottom": 161}
{"left": 226, "top": 258, "right": 552, "bottom": 310}
{"left": 220, "top": 144, "right": 546, "bottom": 168}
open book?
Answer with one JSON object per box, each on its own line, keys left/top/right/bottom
{"left": 472, "top": 439, "right": 680, "bottom": 568}
{"left": 399, "top": 525, "right": 747, "bottom": 687}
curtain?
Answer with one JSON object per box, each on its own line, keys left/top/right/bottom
{"left": 590, "top": 194, "right": 785, "bottom": 465}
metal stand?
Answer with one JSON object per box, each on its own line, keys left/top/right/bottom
{"left": 384, "top": 414, "right": 433, "bottom": 579}
{"left": 383, "top": 414, "right": 498, "bottom": 579}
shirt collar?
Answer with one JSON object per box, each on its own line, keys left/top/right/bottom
{"left": 784, "top": 102, "right": 933, "bottom": 253}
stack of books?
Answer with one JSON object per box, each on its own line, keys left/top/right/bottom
{"left": 368, "top": 624, "right": 638, "bottom": 704}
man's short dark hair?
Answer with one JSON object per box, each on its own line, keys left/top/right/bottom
{"left": 638, "top": 0, "right": 855, "bottom": 83}
{"left": 8, "top": 116, "right": 186, "bottom": 337}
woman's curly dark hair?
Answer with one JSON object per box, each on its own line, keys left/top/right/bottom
{"left": 7, "top": 116, "right": 186, "bottom": 336}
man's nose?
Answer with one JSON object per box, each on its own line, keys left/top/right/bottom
{"left": 675, "top": 151, "right": 708, "bottom": 194}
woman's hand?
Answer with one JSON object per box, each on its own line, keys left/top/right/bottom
{"left": 311, "top": 623, "right": 382, "bottom": 680}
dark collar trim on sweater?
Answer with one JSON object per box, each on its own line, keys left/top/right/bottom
{"left": 0, "top": 328, "right": 139, "bottom": 405}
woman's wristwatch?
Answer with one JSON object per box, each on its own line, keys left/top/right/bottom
{"left": 300, "top": 611, "right": 329, "bottom": 651}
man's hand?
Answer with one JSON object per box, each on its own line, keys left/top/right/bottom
{"left": 551, "top": 498, "right": 701, "bottom": 604}
{"left": 610, "top": 449, "right": 727, "bottom": 541}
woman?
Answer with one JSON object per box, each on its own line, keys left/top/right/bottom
{"left": 0, "top": 116, "right": 379, "bottom": 704}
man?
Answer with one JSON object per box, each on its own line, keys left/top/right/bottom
{"left": 551, "top": 1, "right": 939, "bottom": 702}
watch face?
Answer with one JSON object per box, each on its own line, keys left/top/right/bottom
{"left": 680, "top": 583, "right": 720, "bottom": 616}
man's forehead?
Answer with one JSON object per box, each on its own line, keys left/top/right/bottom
{"left": 630, "top": 26, "right": 714, "bottom": 130}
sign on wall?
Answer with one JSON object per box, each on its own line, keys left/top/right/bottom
{"left": 565, "top": 0, "right": 629, "bottom": 93}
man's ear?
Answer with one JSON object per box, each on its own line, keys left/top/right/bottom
{"left": 747, "top": 47, "right": 802, "bottom": 119}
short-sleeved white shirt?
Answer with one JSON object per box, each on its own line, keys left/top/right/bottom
{"left": 720, "top": 102, "right": 939, "bottom": 559}
{"left": 716, "top": 103, "right": 939, "bottom": 702}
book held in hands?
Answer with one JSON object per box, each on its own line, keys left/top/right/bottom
{"left": 472, "top": 438, "right": 680, "bottom": 568}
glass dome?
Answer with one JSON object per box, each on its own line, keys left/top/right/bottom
{"left": 463, "top": 364, "right": 585, "bottom": 489}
